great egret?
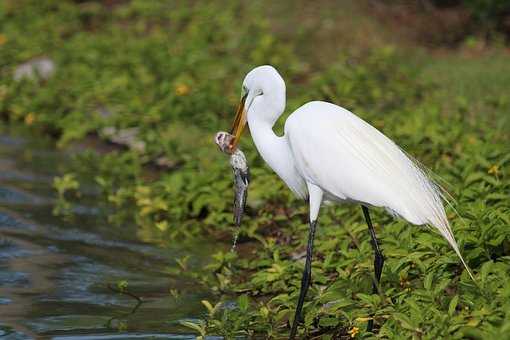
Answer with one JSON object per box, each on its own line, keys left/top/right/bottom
{"left": 227, "top": 65, "right": 473, "bottom": 338}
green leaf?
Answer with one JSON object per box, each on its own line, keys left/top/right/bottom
{"left": 424, "top": 272, "right": 434, "bottom": 291}
{"left": 319, "top": 317, "right": 339, "bottom": 327}
{"left": 179, "top": 320, "right": 206, "bottom": 336}
{"left": 448, "top": 295, "right": 459, "bottom": 316}
{"left": 393, "top": 312, "right": 417, "bottom": 331}
{"left": 237, "top": 294, "right": 249, "bottom": 312}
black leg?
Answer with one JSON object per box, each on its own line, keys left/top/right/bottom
{"left": 361, "top": 205, "right": 384, "bottom": 332}
{"left": 289, "top": 220, "right": 317, "bottom": 340}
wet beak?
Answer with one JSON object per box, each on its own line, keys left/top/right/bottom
{"left": 229, "top": 93, "right": 248, "bottom": 152}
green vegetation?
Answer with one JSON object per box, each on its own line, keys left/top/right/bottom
{"left": 1, "top": 0, "right": 509, "bottom": 338}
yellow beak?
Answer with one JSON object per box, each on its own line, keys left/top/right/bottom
{"left": 229, "top": 93, "right": 248, "bottom": 152}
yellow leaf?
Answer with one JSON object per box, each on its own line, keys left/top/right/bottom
{"left": 488, "top": 165, "right": 499, "bottom": 176}
{"left": 155, "top": 220, "right": 168, "bottom": 231}
{"left": 201, "top": 300, "right": 214, "bottom": 313}
{"left": 140, "top": 206, "right": 153, "bottom": 216}
{"left": 355, "top": 317, "right": 372, "bottom": 322}
{"left": 136, "top": 186, "right": 151, "bottom": 195}
{"left": 467, "top": 318, "right": 480, "bottom": 327}
{"left": 175, "top": 83, "right": 190, "bottom": 96}
{"left": 25, "top": 112, "right": 35, "bottom": 125}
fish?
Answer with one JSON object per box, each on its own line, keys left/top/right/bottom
{"left": 230, "top": 148, "right": 249, "bottom": 226}
{"left": 215, "top": 131, "right": 250, "bottom": 250}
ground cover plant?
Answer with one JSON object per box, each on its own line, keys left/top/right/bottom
{"left": 1, "top": 0, "right": 509, "bottom": 338}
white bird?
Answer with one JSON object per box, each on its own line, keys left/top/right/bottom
{"left": 227, "top": 65, "right": 473, "bottom": 338}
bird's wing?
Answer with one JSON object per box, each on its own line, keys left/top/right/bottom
{"left": 285, "top": 101, "right": 473, "bottom": 279}
{"left": 285, "top": 101, "right": 423, "bottom": 220}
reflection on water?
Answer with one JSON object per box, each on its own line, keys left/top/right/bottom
{"left": 0, "top": 131, "right": 214, "bottom": 339}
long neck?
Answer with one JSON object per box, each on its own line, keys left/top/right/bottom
{"left": 248, "top": 118, "right": 290, "bottom": 175}
{"left": 247, "top": 96, "right": 299, "bottom": 193}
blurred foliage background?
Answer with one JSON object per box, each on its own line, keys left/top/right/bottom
{"left": 1, "top": 0, "right": 509, "bottom": 338}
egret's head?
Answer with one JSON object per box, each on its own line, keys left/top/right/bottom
{"left": 229, "top": 65, "right": 286, "bottom": 151}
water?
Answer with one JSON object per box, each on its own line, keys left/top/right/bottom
{"left": 0, "top": 131, "right": 215, "bottom": 339}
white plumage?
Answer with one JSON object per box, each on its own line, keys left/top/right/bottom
{"left": 232, "top": 65, "right": 470, "bottom": 276}
{"left": 228, "top": 65, "right": 473, "bottom": 337}
{"left": 285, "top": 101, "right": 472, "bottom": 278}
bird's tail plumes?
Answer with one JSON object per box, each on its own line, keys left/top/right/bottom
{"left": 437, "top": 223, "right": 475, "bottom": 281}
{"left": 349, "top": 116, "right": 475, "bottom": 281}
{"left": 427, "top": 206, "right": 475, "bottom": 281}
{"left": 405, "top": 158, "right": 475, "bottom": 281}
